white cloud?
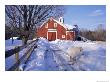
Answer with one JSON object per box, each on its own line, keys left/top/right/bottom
{"left": 89, "top": 9, "right": 104, "bottom": 16}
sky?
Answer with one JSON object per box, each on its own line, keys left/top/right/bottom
{"left": 63, "top": 5, "right": 106, "bottom": 30}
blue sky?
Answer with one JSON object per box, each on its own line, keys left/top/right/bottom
{"left": 63, "top": 5, "right": 106, "bottom": 30}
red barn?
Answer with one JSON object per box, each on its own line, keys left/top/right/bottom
{"left": 36, "top": 17, "right": 76, "bottom": 41}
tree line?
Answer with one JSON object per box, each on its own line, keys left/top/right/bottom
{"left": 79, "top": 24, "right": 106, "bottom": 41}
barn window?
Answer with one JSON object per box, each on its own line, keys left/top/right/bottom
{"left": 54, "top": 23, "right": 57, "bottom": 28}
{"left": 45, "top": 23, "right": 48, "bottom": 28}
{"left": 62, "top": 35, "right": 65, "bottom": 38}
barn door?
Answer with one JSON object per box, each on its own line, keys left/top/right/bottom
{"left": 48, "top": 32, "right": 56, "bottom": 41}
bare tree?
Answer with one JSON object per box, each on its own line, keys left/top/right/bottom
{"left": 5, "top": 5, "right": 64, "bottom": 45}
{"left": 5, "top": 6, "right": 18, "bottom": 44}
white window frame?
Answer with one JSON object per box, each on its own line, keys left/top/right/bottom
{"left": 54, "top": 23, "right": 57, "bottom": 28}
{"left": 48, "top": 29, "right": 57, "bottom": 31}
{"left": 62, "top": 35, "right": 65, "bottom": 38}
{"left": 45, "top": 23, "right": 48, "bottom": 28}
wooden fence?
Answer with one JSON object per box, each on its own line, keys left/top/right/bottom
{"left": 5, "top": 39, "right": 38, "bottom": 71}
{"left": 5, "top": 39, "right": 38, "bottom": 58}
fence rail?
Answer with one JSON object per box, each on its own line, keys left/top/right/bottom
{"left": 5, "top": 39, "right": 38, "bottom": 58}
{"left": 7, "top": 42, "right": 37, "bottom": 71}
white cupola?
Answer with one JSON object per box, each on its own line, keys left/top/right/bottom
{"left": 59, "top": 17, "right": 64, "bottom": 23}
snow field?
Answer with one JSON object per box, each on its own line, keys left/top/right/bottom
{"left": 5, "top": 37, "right": 106, "bottom": 71}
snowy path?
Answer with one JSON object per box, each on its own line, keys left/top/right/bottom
{"left": 24, "top": 49, "right": 59, "bottom": 71}
{"left": 22, "top": 38, "right": 76, "bottom": 71}
{"left": 24, "top": 44, "right": 74, "bottom": 71}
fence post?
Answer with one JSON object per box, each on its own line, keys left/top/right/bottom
{"left": 15, "top": 46, "right": 20, "bottom": 71}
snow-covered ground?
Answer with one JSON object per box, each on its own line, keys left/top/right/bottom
{"left": 5, "top": 39, "right": 22, "bottom": 51}
{"left": 22, "top": 38, "right": 106, "bottom": 71}
{"left": 5, "top": 38, "right": 106, "bottom": 71}
{"left": 54, "top": 40, "right": 106, "bottom": 71}
{"left": 5, "top": 39, "right": 33, "bottom": 51}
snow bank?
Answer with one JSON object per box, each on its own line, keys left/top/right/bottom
{"left": 50, "top": 40, "right": 74, "bottom": 50}
{"left": 37, "top": 37, "right": 50, "bottom": 50}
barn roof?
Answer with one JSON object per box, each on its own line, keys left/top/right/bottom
{"left": 65, "top": 24, "right": 76, "bottom": 29}
{"left": 40, "top": 17, "right": 76, "bottom": 30}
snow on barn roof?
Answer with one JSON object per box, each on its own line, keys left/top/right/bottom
{"left": 65, "top": 24, "right": 76, "bottom": 29}
{"left": 40, "top": 17, "right": 76, "bottom": 30}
